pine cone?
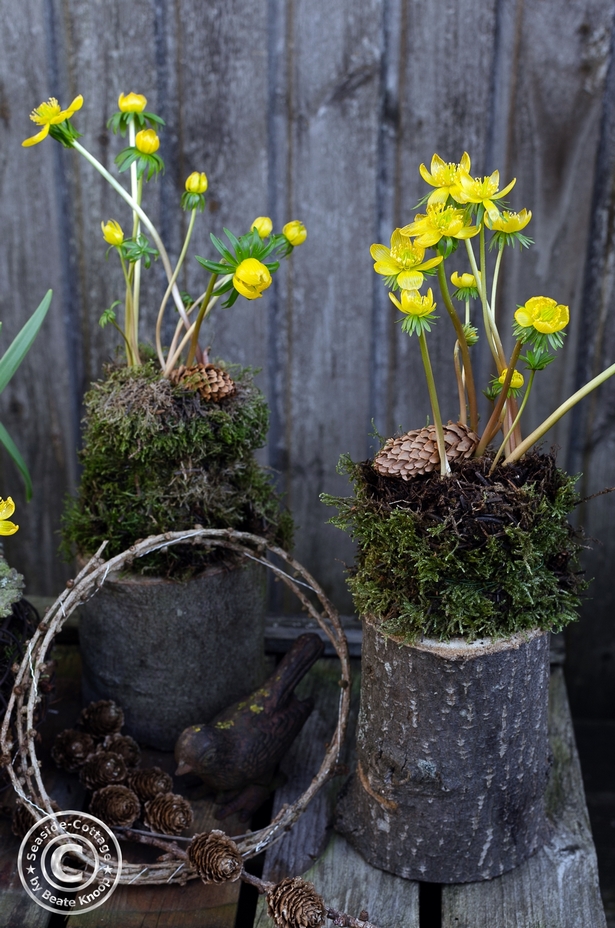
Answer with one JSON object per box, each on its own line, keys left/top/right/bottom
{"left": 51, "top": 729, "right": 95, "bottom": 772}
{"left": 90, "top": 785, "right": 141, "bottom": 827}
{"left": 188, "top": 830, "right": 243, "bottom": 883}
{"left": 125, "top": 767, "right": 173, "bottom": 802}
{"left": 78, "top": 700, "right": 124, "bottom": 738}
{"left": 80, "top": 751, "right": 127, "bottom": 791}
{"left": 267, "top": 877, "right": 327, "bottom": 928}
{"left": 12, "top": 800, "right": 59, "bottom": 839}
{"left": 101, "top": 733, "right": 141, "bottom": 768}
{"left": 143, "top": 792, "right": 193, "bottom": 836}
{"left": 373, "top": 422, "right": 479, "bottom": 480}
{"left": 169, "top": 363, "right": 236, "bottom": 402}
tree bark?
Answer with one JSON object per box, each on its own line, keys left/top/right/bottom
{"left": 335, "top": 618, "right": 551, "bottom": 883}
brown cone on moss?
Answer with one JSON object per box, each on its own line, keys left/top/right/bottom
{"left": 80, "top": 751, "right": 127, "bottom": 790}
{"left": 90, "top": 785, "right": 141, "bottom": 827}
{"left": 267, "top": 877, "right": 327, "bottom": 928}
{"left": 143, "top": 792, "right": 193, "bottom": 835}
{"left": 12, "top": 800, "right": 59, "bottom": 839}
{"left": 79, "top": 700, "right": 124, "bottom": 738}
{"left": 51, "top": 729, "right": 95, "bottom": 771}
{"left": 373, "top": 422, "right": 479, "bottom": 479}
{"left": 169, "top": 364, "right": 236, "bottom": 402}
{"left": 125, "top": 767, "right": 173, "bottom": 802}
{"left": 101, "top": 733, "right": 141, "bottom": 768}
{"left": 188, "top": 830, "right": 243, "bottom": 883}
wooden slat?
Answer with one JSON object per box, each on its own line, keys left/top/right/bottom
{"left": 441, "top": 667, "right": 606, "bottom": 928}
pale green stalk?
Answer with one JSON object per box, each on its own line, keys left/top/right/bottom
{"left": 186, "top": 272, "right": 218, "bottom": 367}
{"left": 490, "top": 370, "right": 535, "bottom": 473}
{"left": 491, "top": 245, "right": 504, "bottom": 320}
{"left": 503, "top": 361, "right": 615, "bottom": 465}
{"left": 465, "top": 238, "right": 504, "bottom": 369}
{"left": 155, "top": 208, "right": 197, "bottom": 368}
{"left": 479, "top": 224, "right": 506, "bottom": 369}
{"left": 436, "top": 263, "right": 478, "bottom": 432}
{"left": 128, "top": 121, "right": 142, "bottom": 364}
{"left": 418, "top": 330, "right": 450, "bottom": 477}
{"left": 71, "top": 140, "right": 191, "bottom": 335}
{"left": 164, "top": 292, "right": 224, "bottom": 375}
{"left": 453, "top": 341, "right": 467, "bottom": 426}
{"left": 118, "top": 253, "right": 137, "bottom": 366}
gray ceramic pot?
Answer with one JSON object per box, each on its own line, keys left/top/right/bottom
{"left": 78, "top": 560, "right": 267, "bottom": 750}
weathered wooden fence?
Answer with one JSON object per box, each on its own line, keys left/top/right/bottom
{"left": 1, "top": 0, "right": 615, "bottom": 715}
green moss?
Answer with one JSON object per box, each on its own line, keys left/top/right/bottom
{"left": 61, "top": 362, "right": 292, "bottom": 576}
{"left": 322, "top": 452, "right": 585, "bottom": 642}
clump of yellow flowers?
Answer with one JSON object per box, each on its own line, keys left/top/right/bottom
{"left": 371, "top": 152, "right": 615, "bottom": 473}
{"left": 23, "top": 93, "right": 306, "bottom": 374}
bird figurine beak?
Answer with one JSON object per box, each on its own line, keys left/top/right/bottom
{"left": 175, "top": 761, "right": 193, "bottom": 776}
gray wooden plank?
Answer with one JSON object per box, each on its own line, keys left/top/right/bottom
{"left": 0, "top": 0, "right": 78, "bottom": 596}
{"left": 442, "top": 667, "right": 606, "bottom": 928}
{"left": 255, "top": 830, "right": 420, "bottom": 928}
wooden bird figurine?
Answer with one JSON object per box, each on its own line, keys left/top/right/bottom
{"left": 174, "top": 633, "right": 325, "bottom": 820}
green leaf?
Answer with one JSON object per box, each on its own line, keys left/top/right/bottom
{"left": 0, "top": 421, "right": 32, "bottom": 501}
{"left": 0, "top": 290, "right": 52, "bottom": 395}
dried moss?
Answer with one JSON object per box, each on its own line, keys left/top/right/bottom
{"left": 322, "top": 452, "right": 585, "bottom": 642}
{"left": 61, "top": 362, "right": 292, "bottom": 576}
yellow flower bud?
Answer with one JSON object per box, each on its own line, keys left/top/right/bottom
{"left": 514, "top": 296, "right": 569, "bottom": 335}
{"left": 118, "top": 92, "right": 147, "bottom": 113}
{"left": 252, "top": 216, "right": 273, "bottom": 238}
{"left": 451, "top": 271, "right": 477, "bottom": 289}
{"left": 0, "top": 497, "right": 18, "bottom": 535}
{"left": 282, "top": 220, "right": 307, "bottom": 246}
{"left": 498, "top": 368, "right": 524, "bottom": 390}
{"left": 389, "top": 288, "right": 436, "bottom": 318}
{"left": 101, "top": 219, "right": 124, "bottom": 246}
{"left": 233, "top": 258, "right": 272, "bottom": 300}
{"left": 135, "top": 128, "right": 160, "bottom": 154}
{"left": 185, "top": 171, "right": 208, "bottom": 194}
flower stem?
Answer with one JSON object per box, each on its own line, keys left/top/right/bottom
{"left": 185, "top": 273, "right": 218, "bottom": 367}
{"left": 71, "top": 140, "right": 192, "bottom": 336}
{"left": 465, "top": 238, "right": 505, "bottom": 370}
{"left": 437, "top": 262, "right": 478, "bottom": 433}
{"left": 503, "top": 360, "right": 615, "bottom": 464}
{"left": 418, "top": 330, "right": 450, "bottom": 477}
{"left": 156, "top": 208, "right": 197, "bottom": 369}
{"left": 491, "top": 244, "right": 504, "bottom": 319}
{"left": 490, "top": 370, "right": 535, "bottom": 473}
{"left": 453, "top": 342, "right": 467, "bottom": 425}
{"left": 474, "top": 340, "right": 522, "bottom": 457}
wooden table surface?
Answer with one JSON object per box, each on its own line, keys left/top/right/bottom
{"left": 0, "top": 627, "right": 606, "bottom": 928}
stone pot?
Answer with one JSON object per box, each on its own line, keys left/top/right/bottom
{"left": 335, "top": 616, "right": 551, "bottom": 883}
{"left": 78, "top": 559, "right": 267, "bottom": 750}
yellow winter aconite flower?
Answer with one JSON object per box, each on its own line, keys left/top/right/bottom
{"left": 282, "top": 220, "right": 307, "bottom": 246}
{"left": 419, "top": 152, "right": 471, "bottom": 205}
{"left": 450, "top": 271, "right": 477, "bottom": 289}
{"left": 389, "top": 287, "right": 436, "bottom": 318}
{"left": 0, "top": 497, "right": 18, "bottom": 535}
{"left": 485, "top": 209, "right": 532, "bottom": 233}
{"left": 370, "top": 230, "right": 442, "bottom": 289}
{"left": 498, "top": 368, "right": 524, "bottom": 390}
{"left": 101, "top": 219, "right": 124, "bottom": 246}
{"left": 233, "top": 258, "right": 272, "bottom": 300}
{"left": 515, "top": 296, "right": 569, "bottom": 334}
{"left": 185, "top": 171, "right": 208, "bottom": 194}
{"left": 401, "top": 204, "right": 479, "bottom": 247}
{"left": 252, "top": 216, "right": 273, "bottom": 238}
{"left": 118, "top": 92, "right": 147, "bottom": 113}
{"left": 22, "top": 95, "right": 84, "bottom": 147}
{"left": 456, "top": 169, "right": 516, "bottom": 222}
{"left": 135, "top": 129, "right": 160, "bottom": 154}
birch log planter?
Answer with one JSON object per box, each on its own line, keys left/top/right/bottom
{"left": 335, "top": 616, "right": 551, "bottom": 883}
{"left": 78, "top": 560, "right": 267, "bottom": 751}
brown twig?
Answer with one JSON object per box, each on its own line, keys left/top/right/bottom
{"left": 240, "top": 870, "right": 383, "bottom": 928}
{"left": 115, "top": 827, "right": 188, "bottom": 859}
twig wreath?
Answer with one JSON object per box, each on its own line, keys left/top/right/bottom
{"left": 0, "top": 528, "right": 352, "bottom": 886}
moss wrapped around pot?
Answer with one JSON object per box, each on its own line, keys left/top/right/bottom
{"left": 324, "top": 450, "right": 585, "bottom": 642}
{"left": 61, "top": 361, "right": 292, "bottom": 577}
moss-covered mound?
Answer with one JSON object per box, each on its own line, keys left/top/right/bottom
{"left": 61, "top": 362, "right": 292, "bottom": 576}
{"left": 323, "top": 452, "right": 585, "bottom": 641}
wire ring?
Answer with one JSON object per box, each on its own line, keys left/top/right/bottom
{"left": 0, "top": 528, "right": 351, "bottom": 885}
